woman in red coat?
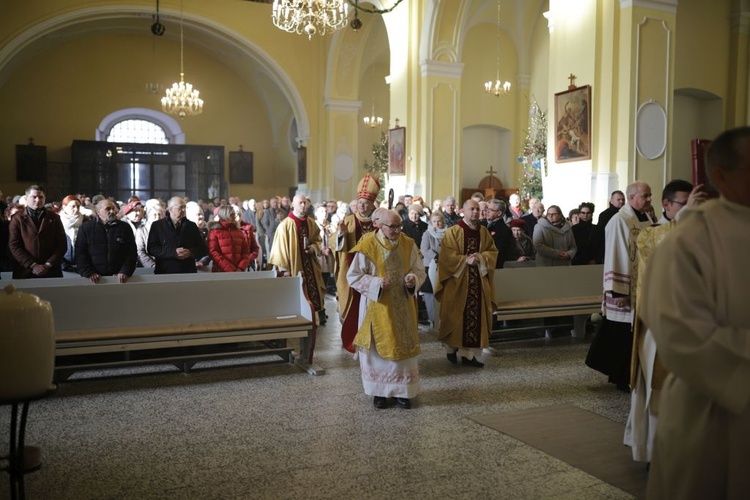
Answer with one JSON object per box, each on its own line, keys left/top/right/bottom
{"left": 208, "top": 206, "right": 250, "bottom": 272}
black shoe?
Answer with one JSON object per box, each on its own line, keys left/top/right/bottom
{"left": 394, "top": 397, "right": 411, "bottom": 409}
{"left": 446, "top": 352, "right": 458, "bottom": 364}
{"left": 23, "top": 445, "right": 42, "bottom": 473}
{"left": 461, "top": 356, "right": 484, "bottom": 368}
{"left": 373, "top": 396, "right": 388, "bottom": 409}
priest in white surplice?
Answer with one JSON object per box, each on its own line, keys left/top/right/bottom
{"left": 624, "top": 180, "right": 707, "bottom": 464}
{"left": 641, "top": 127, "right": 750, "bottom": 500}
{"left": 346, "top": 210, "right": 426, "bottom": 410}
{"left": 585, "top": 181, "right": 653, "bottom": 390}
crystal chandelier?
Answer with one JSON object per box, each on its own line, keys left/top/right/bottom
{"left": 161, "top": 0, "right": 203, "bottom": 118}
{"left": 484, "top": 0, "right": 511, "bottom": 97}
{"left": 272, "top": 0, "right": 349, "bottom": 40}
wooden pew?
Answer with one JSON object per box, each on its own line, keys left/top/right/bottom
{"left": 492, "top": 265, "right": 603, "bottom": 340}
{"left": 8, "top": 273, "right": 321, "bottom": 379}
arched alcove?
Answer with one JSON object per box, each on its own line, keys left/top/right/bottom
{"left": 462, "top": 124, "right": 512, "bottom": 189}
{"left": 672, "top": 88, "right": 722, "bottom": 182}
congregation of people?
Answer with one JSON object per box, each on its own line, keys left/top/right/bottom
{"left": 1, "top": 125, "right": 747, "bottom": 498}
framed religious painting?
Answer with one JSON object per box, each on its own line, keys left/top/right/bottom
{"left": 297, "top": 146, "right": 307, "bottom": 184}
{"left": 554, "top": 85, "right": 591, "bottom": 163}
{"left": 229, "top": 150, "right": 253, "bottom": 184}
{"left": 388, "top": 126, "right": 406, "bottom": 176}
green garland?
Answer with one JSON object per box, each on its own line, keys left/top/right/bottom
{"left": 346, "top": 0, "right": 405, "bottom": 15}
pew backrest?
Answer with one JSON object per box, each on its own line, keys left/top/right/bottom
{"left": 493, "top": 265, "right": 603, "bottom": 303}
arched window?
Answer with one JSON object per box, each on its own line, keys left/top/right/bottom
{"left": 96, "top": 108, "right": 185, "bottom": 144}
{"left": 107, "top": 119, "right": 168, "bottom": 144}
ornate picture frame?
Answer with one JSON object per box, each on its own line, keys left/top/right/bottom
{"left": 554, "top": 85, "right": 591, "bottom": 163}
{"left": 297, "top": 146, "right": 307, "bottom": 184}
{"left": 228, "top": 150, "right": 253, "bottom": 184}
{"left": 388, "top": 126, "right": 406, "bottom": 176}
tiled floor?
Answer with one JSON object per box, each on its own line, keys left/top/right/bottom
{"left": 2, "top": 295, "right": 634, "bottom": 499}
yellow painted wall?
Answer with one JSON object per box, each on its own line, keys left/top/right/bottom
{"left": 0, "top": 0, "right": 330, "bottom": 201}
{"left": 0, "top": 33, "right": 287, "bottom": 201}
{"left": 460, "top": 23, "right": 519, "bottom": 187}
{"left": 1, "top": 0, "right": 743, "bottom": 208}
{"left": 674, "top": 0, "right": 731, "bottom": 100}
{"left": 357, "top": 61, "right": 390, "bottom": 179}
{"left": 430, "top": 82, "right": 460, "bottom": 200}
{"left": 529, "top": 11, "right": 551, "bottom": 113}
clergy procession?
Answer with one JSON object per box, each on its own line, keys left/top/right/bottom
{"left": 2, "top": 127, "right": 749, "bottom": 498}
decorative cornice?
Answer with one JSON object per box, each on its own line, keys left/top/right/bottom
{"left": 324, "top": 99, "right": 361, "bottom": 112}
{"left": 619, "top": 0, "right": 677, "bottom": 13}
{"left": 420, "top": 60, "right": 464, "bottom": 79}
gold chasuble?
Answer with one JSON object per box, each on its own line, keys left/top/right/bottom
{"left": 629, "top": 221, "right": 676, "bottom": 390}
{"left": 268, "top": 214, "right": 325, "bottom": 312}
{"left": 435, "top": 220, "right": 498, "bottom": 349}
{"left": 332, "top": 213, "right": 374, "bottom": 317}
{"left": 351, "top": 232, "right": 420, "bottom": 361}
{"left": 335, "top": 213, "right": 374, "bottom": 352}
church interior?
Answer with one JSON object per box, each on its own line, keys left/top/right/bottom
{"left": 1, "top": 0, "right": 746, "bottom": 498}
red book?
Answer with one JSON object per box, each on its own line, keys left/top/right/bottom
{"left": 690, "top": 139, "right": 719, "bottom": 199}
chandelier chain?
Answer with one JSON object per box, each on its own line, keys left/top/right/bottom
{"left": 484, "top": 0, "right": 511, "bottom": 97}
{"left": 180, "top": 0, "right": 184, "bottom": 75}
{"left": 161, "top": 0, "right": 204, "bottom": 118}
{"left": 496, "top": 0, "right": 500, "bottom": 81}
{"left": 363, "top": 56, "right": 383, "bottom": 128}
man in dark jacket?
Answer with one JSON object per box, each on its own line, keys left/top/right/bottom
{"left": 8, "top": 185, "right": 67, "bottom": 279}
{"left": 597, "top": 190, "right": 625, "bottom": 230}
{"left": 483, "top": 198, "right": 517, "bottom": 268}
{"left": 521, "top": 200, "right": 544, "bottom": 237}
{"left": 76, "top": 199, "right": 137, "bottom": 283}
{"left": 147, "top": 196, "right": 207, "bottom": 274}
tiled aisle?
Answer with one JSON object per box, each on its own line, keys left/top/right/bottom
{"left": 3, "top": 295, "right": 633, "bottom": 499}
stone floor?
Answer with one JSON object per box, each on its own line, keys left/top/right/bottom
{"left": 1, "top": 295, "right": 634, "bottom": 499}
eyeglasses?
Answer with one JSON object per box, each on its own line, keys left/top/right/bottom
{"left": 668, "top": 199, "right": 687, "bottom": 206}
{"left": 547, "top": 212, "right": 561, "bottom": 217}
{"left": 383, "top": 224, "right": 401, "bottom": 231}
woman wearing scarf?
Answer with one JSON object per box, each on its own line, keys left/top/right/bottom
{"left": 59, "top": 194, "right": 88, "bottom": 272}
{"left": 532, "top": 204, "right": 577, "bottom": 267}
{"left": 419, "top": 210, "right": 447, "bottom": 327}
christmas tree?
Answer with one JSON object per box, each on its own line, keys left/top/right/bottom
{"left": 363, "top": 130, "right": 388, "bottom": 202}
{"left": 517, "top": 97, "right": 547, "bottom": 203}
